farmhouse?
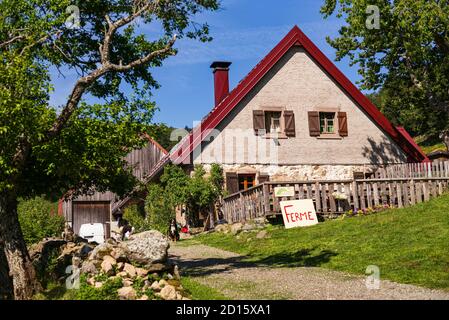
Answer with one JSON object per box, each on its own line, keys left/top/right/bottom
{"left": 163, "top": 25, "right": 427, "bottom": 195}
{"left": 64, "top": 25, "right": 431, "bottom": 231}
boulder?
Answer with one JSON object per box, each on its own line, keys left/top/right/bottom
{"left": 123, "top": 279, "right": 133, "bottom": 287}
{"left": 81, "top": 261, "right": 98, "bottom": 275}
{"left": 101, "top": 260, "right": 115, "bottom": 276}
{"left": 138, "top": 295, "right": 149, "bottom": 301}
{"left": 242, "top": 223, "right": 257, "bottom": 232}
{"left": 160, "top": 285, "right": 177, "bottom": 300}
{"left": 117, "top": 287, "right": 137, "bottom": 300}
{"left": 230, "top": 223, "right": 243, "bottom": 235}
{"left": 150, "top": 281, "right": 161, "bottom": 292}
{"left": 158, "top": 279, "right": 168, "bottom": 288}
{"left": 136, "top": 267, "right": 149, "bottom": 278}
{"left": 102, "top": 255, "right": 117, "bottom": 266}
{"left": 89, "top": 243, "right": 113, "bottom": 261}
{"left": 119, "top": 231, "right": 169, "bottom": 266}
{"left": 117, "top": 271, "right": 128, "bottom": 278}
{"left": 110, "top": 247, "right": 128, "bottom": 263}
{"left": 123, "top": 263, "right": 136, "bottom": 278}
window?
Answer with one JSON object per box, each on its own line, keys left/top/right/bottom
{"left": 264, "top": 111, "right": 282, "bottom": 134}
{"left": 319, "top": 112, "right": 336, "bottom": 134}
{"left": 253, "top": 109, "right": 295, "bottom": 137}
{"left": 238, "top": 174, "right": 256, "bottom": 191}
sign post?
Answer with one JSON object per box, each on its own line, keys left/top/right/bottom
{"left": 279, "top": 199, "right": 319, "bottom": 229}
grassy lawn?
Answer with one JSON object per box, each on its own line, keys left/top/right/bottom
{"left": 193, "top": 194, "right": 449, "bottom": 290}
{"left": 181, "top": 277, "right": 230, "bottom": 300}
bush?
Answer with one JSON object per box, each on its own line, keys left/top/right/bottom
{"left": 145, "top": 183, "right": 175, "bottom": 233}
{"left": 122, "top": 204, "right": 151, "bottom": 233}
{"left": 18, "top": 196, "right": 65, "bottom": 245}
{"left": 74, "top": 274, "right": 123, "bottom": 300}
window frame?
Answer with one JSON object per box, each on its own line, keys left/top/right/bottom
{"left": 314, "top": 108, "right": 342, "bottom": 139}
{"left": 258, "top": 106, "right": 288, "bottom": 139}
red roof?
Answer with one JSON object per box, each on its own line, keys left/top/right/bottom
{"left": 170, "top": 25, "right": 427, "bottom": 164}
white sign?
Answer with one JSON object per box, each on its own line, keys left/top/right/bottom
{"left": 274, "top": 186, "right": 295, "bottom": 198}
{"left": 279, "top": 199, "right": 319, "bottom": 229}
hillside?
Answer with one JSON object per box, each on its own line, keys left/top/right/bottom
{"left": 194, "top": 194, "right": 449, "bottom": 290}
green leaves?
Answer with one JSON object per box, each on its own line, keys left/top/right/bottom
{"left": 321, "top": 0, "right": 449, "bottom": 136}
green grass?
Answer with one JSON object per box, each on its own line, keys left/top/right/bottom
{"left": 181, "top": 277, "right": 230, "bottom": 300}
{"left": 193, "top": 194, "right": 449, "bottom": 290}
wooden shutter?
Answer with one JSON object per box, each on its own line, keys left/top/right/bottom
{"left": 253, "top": 110, "right": 265, "bottom": 135}
{"left": 308, "top": 111, "right": 320, "bottom": 136}
{"left": 283, "top": 110, "right": 296, "bottom": 137}
{"left": 258, "top": 174, "right": 270, "bottom": 184}
{"left": 225, "top": 172, "right": 239, "bottom": 195}
{"left": 338, "top": 112, "right": 348, "bottom": 137}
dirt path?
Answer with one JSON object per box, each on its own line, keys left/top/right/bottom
{"left": 169, "top": 243, "right": 449, "bottom": 300}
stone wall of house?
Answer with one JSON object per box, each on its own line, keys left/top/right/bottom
{"left": 193, "top": 46, "right": 408, "bottom": 166}
{"left": 201, "top": 163, "right": 376, "bottom": 184}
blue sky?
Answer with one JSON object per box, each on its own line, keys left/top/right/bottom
{"left": 50, "top": 0, "right": 361, "bottom": 129}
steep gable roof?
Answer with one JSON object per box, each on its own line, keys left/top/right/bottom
{"left": 169, "top": 25, "right": 427, "bottom": 164}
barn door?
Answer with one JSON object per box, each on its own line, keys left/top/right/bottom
{"left": 72, "top": 201, "right": 111, "bottom": 238}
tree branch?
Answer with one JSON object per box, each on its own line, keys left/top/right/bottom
{"left": 45, "top": 0, "right": 174, "bottom": 140}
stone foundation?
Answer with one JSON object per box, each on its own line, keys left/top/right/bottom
{"left": 202, "top": 163, "right": 378, "bottom": 182}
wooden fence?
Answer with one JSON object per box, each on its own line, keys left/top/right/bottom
{"left": 222, "top": 170, "right": 449, "bottom": 224}
{"left": 370, "top": 161, "right": 449, "bottom": 179}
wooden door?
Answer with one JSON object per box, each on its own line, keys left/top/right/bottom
{"left": 72, "top": 201, "right": 111, "bottom": 238}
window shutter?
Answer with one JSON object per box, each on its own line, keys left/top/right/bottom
{"left": 338, "top": 112, "right": 348, "bottom": 137}
{"left": 253, "top": 110, "right": 265, "bottom": 135}
{"left": 258, "top": 174, "right": 270, "bottom": 184}
{"left": 308, "top": 111, "right": 320, "bottom": 136}
{"left": 283, "top": 110, "right": 296, "bottom": 137}
{"left": 225, "top": 172, "right": 239, "bottom": 194}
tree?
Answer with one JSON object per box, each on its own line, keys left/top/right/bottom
{"left": 0, "top": 0, "right": 219, "bottom": 299}
{"left": 321, "top": 0, "right": 449, "bottom": 137}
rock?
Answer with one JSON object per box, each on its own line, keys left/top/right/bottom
{"left": 123, "top": 263, "right": 136, "bottom": 278}
{"left": 119, "top": 231, "right": 169, "bottom": 266}
{"left": 138, "top": 295, "right": 149, "bottom": 300}
{"left": 102, "top": 255, "right": 117, "bottom": 266}
{"left": 230, "top": 223, "right": 243, "bottom": 235}
{"left": 95, "top": 282, "right": 103, "bottom": 289}
{"left": 123, "top": 279, "right": 133, "bottom": 287}
{"left": 79, "top": 244, "right": 94, "bottom": 258}
{"left": 150, "top": 281, "right": 161, "bottom": 292}
{"left": 116, "top": 262, "right": 124, "bottom": 271}
{"left": 215, "top": 224, "right": 229, "bottom": 233}
{"left": 176, "top": 293, "right": 183, "bottom": 300}
{"left": 135, "top": 267, "right": 149, "bottom": 278}
{"left": 117, "top": 271, "right": 128, "bottom": 278}
{"left": 101, "top": 260, "right": 115, "bottom": 276}
{"left": 81, "top": 261, "right": 98, "bottom": 275}
{"left": 253, "top": 217, "right": 267, "bottom": 225}
{"left": 160, "top": 285, "right": 177, "bottom": 300}
{"left": 89, "top": 243, "right": 113, "bottom": 261}
{"left": 256, "top": 230, "right": 268, "bottom": 239}
{"left": 242, "top": 223, "right": 256, "bottom": 231}
{"left": 158, "top": 279, "right": 168, "bottom": 288}
{"left": 87, "top": 277, "right": 95, "bottom": 286}
{"left": 173, "top": 265, "right": 181, "bottom": 280}
{"left": 110, "top": 247, "right": 128, "bottom": 263}
{"left": 182, "top": 297, "right": 191, "bottom": 300}
{"left": 117, "top": 287, "right": 137, "bottom": 300}
{"left": 146, "top": 263, "right": 171, "bottom": 273}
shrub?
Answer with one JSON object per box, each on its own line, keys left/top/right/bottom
{"left": 123, "top": 204, "right": 151, "bottom": 233}
{"left": 18, "top": 196, "right": 65, "bottom": 245}
{"left": 145, "top": 183, "right": 175, "bottom": 233}
{"left": 74, "top": 274, "right": 123, "bottom": 300}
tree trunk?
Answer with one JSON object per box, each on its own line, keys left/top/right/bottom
{"left": 0, "top": 243, "right": 14, "bottom": 300}
{"left": 0, "top": 191, "right": 41, "bottom": 300}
